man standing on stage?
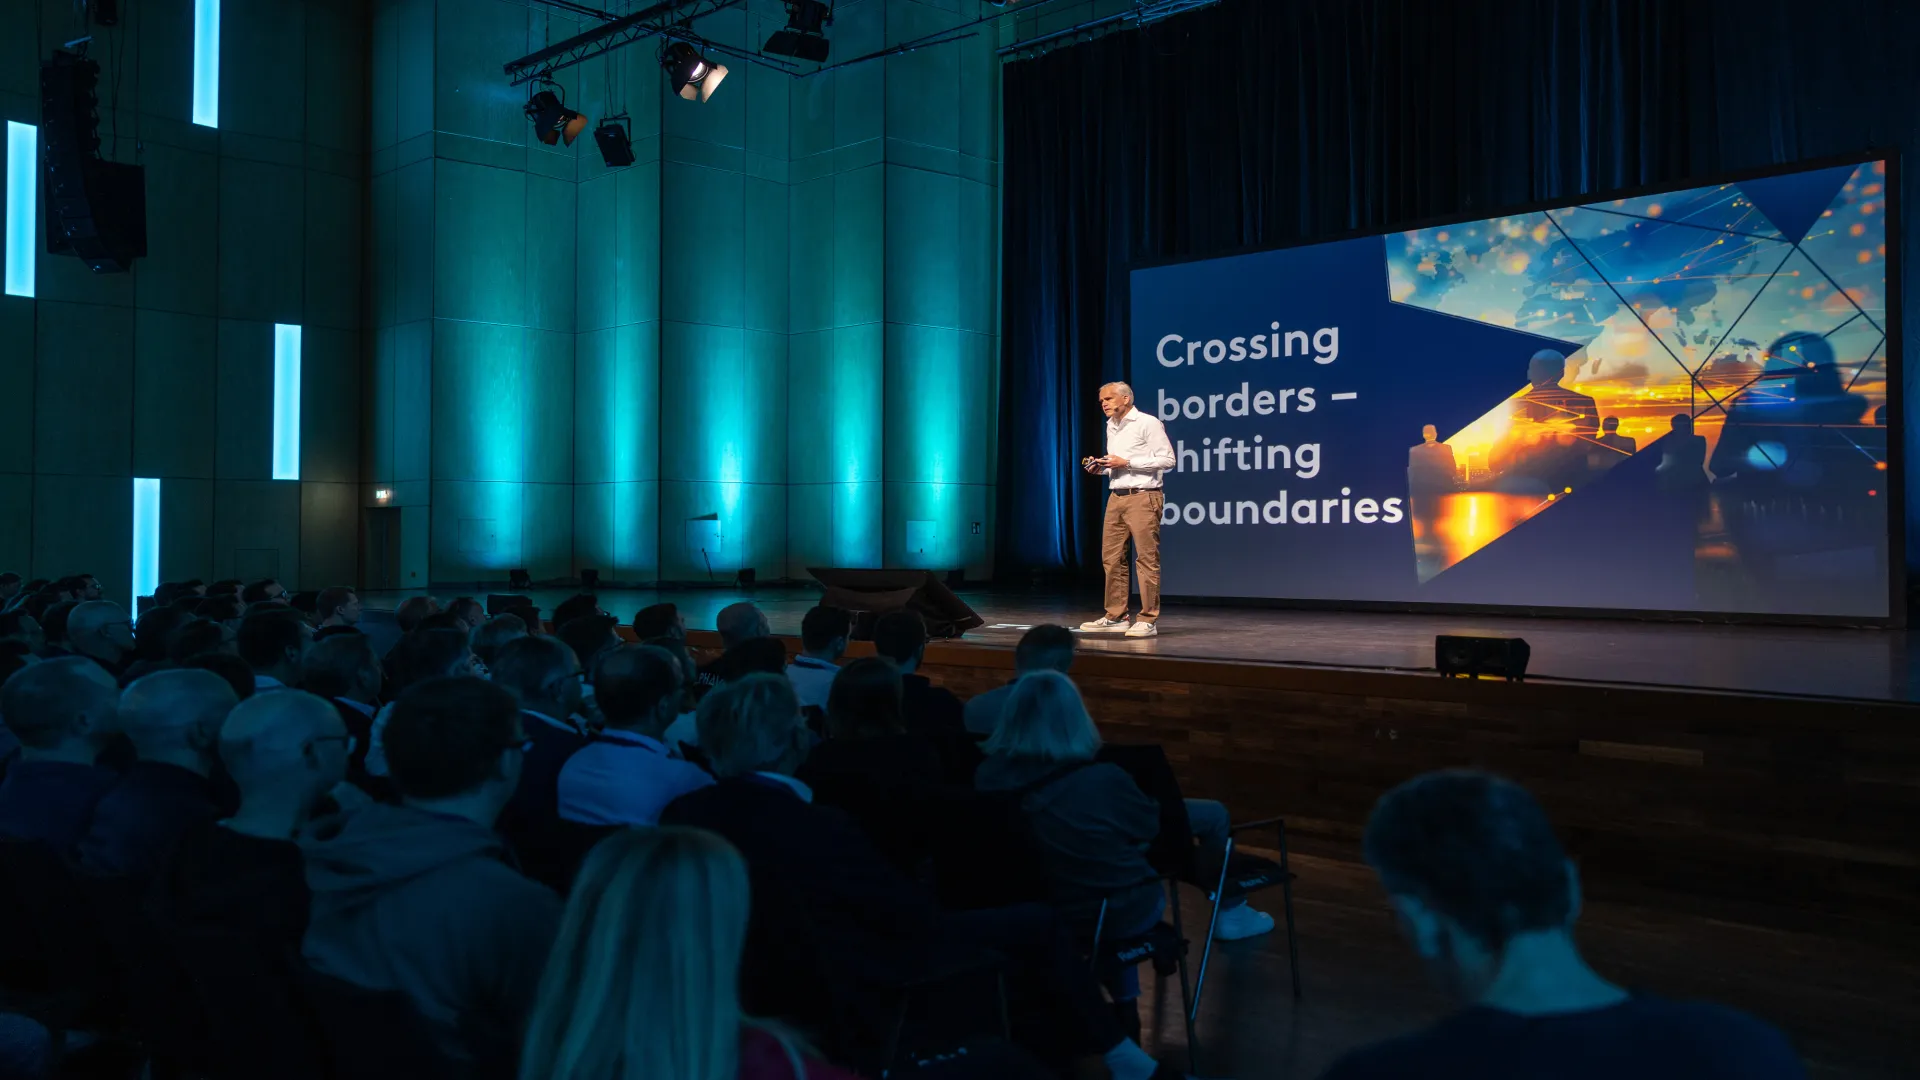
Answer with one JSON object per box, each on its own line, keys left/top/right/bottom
{"left": 1081, "top": 382, "right": 1176, "bottom": 638}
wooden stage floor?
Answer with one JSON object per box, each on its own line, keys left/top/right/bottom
{"left": 371, "top": 584, "right": 1917, "bottom": 704}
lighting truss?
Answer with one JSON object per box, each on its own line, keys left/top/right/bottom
{"left": 503, "top": 0, "right": 797, "bottom": 86}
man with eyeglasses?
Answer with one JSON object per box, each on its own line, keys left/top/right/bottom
{"left": 486, "top": 636, "right": 593, "bottom": 880}
{"left": 151, "top": 690, "right": 351, "bottom": 952}
{"left": 301, "top": 677, "right": 560, "bottom": 1063}
{"left": 65, "top": 600, "right": 137, "bottom": 677}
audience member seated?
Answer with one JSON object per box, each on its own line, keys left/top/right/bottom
{"left": 966, "top": 624, "right": 1075, "bottom": 737}
{"left": 183, "top": 652, "right": 258, "bottom": 701}
{"left": 32, "top": 598, "right": 75, "bottom": 652}
{"left": 314, "top": 586, "right": 362, "bottom": 630}
{"left": 394, "top": 596, "right": 440, "bottom": 634}
{"left": 708, "top": 635, "right": 791, "bottom": 693}
{"left": 0, "top": 658, "right": 122, "bottom": 856}
{"left": 789, "top": 605, "right": 851, "bottom": 712}
{"left": 632, "top": 601, "right": 686, "bottom": 642}
{"left": 122, "top": 606, "right": 194, "bottom": 683}
{"left": 78, "top": 669, "right": 239, "bottom": 877}
{"left": 65, "top": 600, "right": 137, "bottom": 677}
{"left": 413, "top": 610, "right": 469, "bottom": 634}
{"left": 61, "top": 574, "right": 104, "bottom": 602}
{"left": 0, "top": 610, "right": 46, "bottom": 656}
{"left": 446, "top": 596, "right": 485, "bottom": 632}
{"left": 168, "top": 617, "right": 235, "bottom": 663}
{"left": 649, "top": 635, "right": 706, "bottom": 752}
{"left": 872, "top": 610, "right": 966, "bottom": 738}
{"left": 471, "top": 612, "right": 529, "bottom": 671}
{"left": 1321, "top": 770, "right": 1806, "bottom": 1080}
{"left": 798, "top": 656, "right": 942, "bottom": 870}
{"left": 489, "top": 635, "right": 591, "bottom": 843}
{"left": 699, "top": 602, "right": 772, "bottom": 688}
{"left": 302, "top": 677, "right": 561, "bottom": 1063}
{"left": 239, "top": 607, "right": 315, "bottom": 691}
{"left": 520, "top": 827, "right": 859, "bottom": 1080}
{"left": 552, "top": 593, "right": 605, "bottom": 631}
{"left": 554, "top": 614, "right": 621, "bottom": 682}
{"left": 364, "top": 629, "right": 481, "bottom": 779}
{"left": 663, "top": 675, "right": 1171, "bottom": 1080}
{"left": 302, "top": 633, "right": 385, "bottom": 789}
{"left": 151, "top": 690, "right": 347, "bottom": 946}
{"left": 193, "top": 596, "right": 244, "bottom": 625}
{"left": 241, "top": 578, "right": 288, "bottom": 606}
{"left": 557, "top": 645, "right": 712, "bottom": 827}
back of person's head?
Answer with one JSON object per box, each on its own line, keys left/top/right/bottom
{"left": 631, "top": 602, "right": 682, "bottom": 642}
{"left": 643, "top": 636, "right": 697, "bottom": 694}
{"left": 118, "top": 668, "right": 239, "bottom": 761}
{"left": 985, "top": 669, "right": 1100, "bottom": 764}
{"left": 503, "top": 604, "right": 543, "bottom": 633}
{"left": 714, "top": 602, "right": 768, "bottom": 649}
{"left": 723, "top": 636, "right": 788, "bottom": 678}
{"left": 240, "top": 579, "right": 283, "bottom": 605}
{"left": 825, "top": 656, "right": 903, "bottom": 740}
{"left": 521, "top": 827, "right": 756, "bottom": 1080}
{"left": 193, "top": 596, "right": 242, "bottom": 623}
{"left": 0, "top": 571, "right": 20, "bottom": 591}
{"left": 1671, "top": 412, "right": 1694, "bottom": 434}
{"left": 288, "top": 590, "right": 320, "bottom": 617}
{"left": 0, "top": 611, "right": 41, "bottom": 651}
{"left": 217, "top": 689, "right": 349, "bottom": 803}
{"left": 166, "top": 594, "right": 204, "bottom": 617}
{"left": 1363, "top": 770, "right": 1575, "bottom": 961}
{"left": 41, "top": 599, "right": 79, "bottom": 644}
{"left": 697, "top": 673, "right": 805, "bottom": 779}
{"left": 1014, "top": 624, "right": 1076, "bottom": 675}
{"left": 394, "top": 595, "right": 440, "bottom": 634}
{"left": 872, "top": 609, "right": 928, "bottom": 667}
{"left": 67, "top": 601, "right": 134, "bottom": 660}
{"left": 314, "top": 586, "right": 357, "bottom": 624}
{"left": 0, "top": 656, "right": 119, "bottom": 751}
{"left": 383, "top": 677, "right": 523, "bottom": 801}
{"left": 553, "top": 593, "right": 603, "bottom": 630}
{"left": 22, "top": 592, "right": 58, "bottom": 624}
{"left": 416, "top": 610, "right": 467, "bottom": 634}
{"left": 592, "top": 645, "right": 682, "bottom": 735}
{"left": 152, "top": 581, "right": 185, "bottom": 608}
{"left": 388, "top": 628, "right": 478, "bottom": 693}
{"left": 134, "top": 606, "right": 195, "bottom": 663}
{"left": 237, "top": 608, "right": 312, "bottom": 675}
{"left": 556, "top": 616, "right": 621, "bottom": 676}
{"left": 1602, "top": 416, "right": 1619, "bottom": 434}
{"left": 472, "top": 612, "right": 529, "bottom": 669}
{"left": 167, "top": 618, "right": 233, "bottom": 663}
{"left": 490, "top": 634, "right": 580, "bottom": 712}
{"left": 302, "top": 633, "right": 383, "bottom": 702}
{"left": 182, "top": 652, "right": 256, "bottom": 701}
{"left": 54, "top": 575, "right": 90, "bottom": 599}
{"left": 448, "top": 596, "right": 485, "bottom": 628}
{"left": 209, "top": 579, "right": 242, "bottom": 595}
{"left": 800, "top": 605, "right": 851, "bottom": 656}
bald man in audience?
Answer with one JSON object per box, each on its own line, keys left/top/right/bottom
{"left": 78, "top": 669, "right": 239, "bottom": 876}
{"left": 697, "top": 601, "right": 774, "bottom": 689}
{"left": 65, "top": 600, "right": 137, "bottom": 678}
{"left": 0, "top": 658, "right": 123, "bottom": 856}
{"left": 152, "top": 691, "right": 350, "bottom": 944}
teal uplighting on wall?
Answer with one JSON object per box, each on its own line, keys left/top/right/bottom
{"left": 132, "top": 478, "right": 160, "bottom": 604}
{"left": 191, "top": 0, "right": 219, "bottom": 128}
{"left": 272, "top": 323, "right": 301, "bottom": 480}
{"left": 4, "top": 121, "right": 33, "bottom": 298}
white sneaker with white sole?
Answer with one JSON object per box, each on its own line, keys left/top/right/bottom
{"left": 1078, "top": 616, "right": 1130, "bottom": 632}
{"left": 1124, "top": 620, "right": 1158, "bottom": 638}
{"left": 1212, "top": 904, "right": 1275, "bottom": 940}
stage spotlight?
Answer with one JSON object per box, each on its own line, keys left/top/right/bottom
{"left": 764, "top": 0, "right": 831, "bottom": 62}
{"left": 524, "top": 87, "right": 588, "bottom": 146}
{"left": 661, "top": 40, "right": 728, "bottom": 102}
{"left": 592, "top": 116, "right": 635, "bottom": 166}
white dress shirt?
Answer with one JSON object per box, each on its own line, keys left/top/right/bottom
{"left": 1104, "top": 407, "right": 1177, "bottom": 491}
{"left": 557, "top": 729, "right": 714, "bottom": 826}
{"left": 786, "top": 655, "right": 840, "bottom": 711}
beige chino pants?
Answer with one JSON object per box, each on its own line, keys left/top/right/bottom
{"left": 1101, "top": 489, "right": 1162, "bottom": 622}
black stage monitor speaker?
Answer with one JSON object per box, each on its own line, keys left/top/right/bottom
{"left": 1435, "top": 635, "right": 1530, "bottom": 681}
{"left": 808, "top": 568, "right": 984, "bottom": 640}
{"left": 40, "top": 50, "right": 146, "bottom": 273}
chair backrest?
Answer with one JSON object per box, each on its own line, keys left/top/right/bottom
{"left": 295, "top": 967, "right": 460, "bottom": 1080}
{"left": 1097, "top": 744, "right": 1199, "bottom": 881}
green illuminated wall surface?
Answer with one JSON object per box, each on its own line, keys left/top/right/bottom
{"left": 380, "top": 0, "right": 1000, "bottom": 587}
{"left": 0, "top": 0, "right": 364, "bottom": 599}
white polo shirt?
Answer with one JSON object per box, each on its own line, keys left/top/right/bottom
{"left": 1104, "top": 407, "right": 1177, "bottom": 491}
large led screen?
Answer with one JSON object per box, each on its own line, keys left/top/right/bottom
{"left": 1130, "top": 157, "right": 1895, "bottom": 618}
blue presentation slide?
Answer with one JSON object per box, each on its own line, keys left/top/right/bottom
{"left": 1130, "top": 158, "right": 1893, "bottom": 618}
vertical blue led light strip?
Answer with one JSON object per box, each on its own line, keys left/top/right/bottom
{"left": 4, "top": 122, "right": 34, "bottom": 298}
{"left": 192, "top": 0, "right": 220, "bottom": 128}
{"left": 272, "top": 323, "right": 301, "bottom": 480}
{"left": 132, "top": 478, "right": 161, "bottom": 605}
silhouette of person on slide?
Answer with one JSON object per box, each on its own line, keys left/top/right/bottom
{"left": 1596, "top": 416, "right": 1636, "bottom": 456}
{"left": 1518, "top": 349, "right": 1600, "bottom": 436}
{"left": 1655, "top": 414, "right": 1709, "bottom": 492}
{"left": 1407, "top": 425, "right": 1459, "bottom": 494}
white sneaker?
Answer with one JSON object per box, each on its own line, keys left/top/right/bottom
{"left": 1124, "top": 620, "right": 1158, "bottom": 638}
{"left": 1213, "top": 905, "right": 1275, "bottom": 941}
{"left": 1078, "top": 616, "right": 1130, "bottom": 632}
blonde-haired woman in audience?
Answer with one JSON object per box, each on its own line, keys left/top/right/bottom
{"left": 519, "top": 826, "right": 859, "bottom": 1080}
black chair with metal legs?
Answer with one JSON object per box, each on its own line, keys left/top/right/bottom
{"left": 1086, "top": 879, "right": 1200, "bottom": 1074}
{"left": 1098, "top": 743, "right": 1302, "bottom": 1019}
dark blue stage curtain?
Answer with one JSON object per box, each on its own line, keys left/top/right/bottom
{"left": 997, "top": 0, "right": 1920, "bottom": 580}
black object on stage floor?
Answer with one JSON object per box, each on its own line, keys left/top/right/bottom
{"left": 1435, "top": 634, "right": 1531, "bottom": 681}
{"left": 809, "top": 568, "right": 985, "bottom": 640}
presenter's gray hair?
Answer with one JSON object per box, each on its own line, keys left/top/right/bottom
{"left": 1099, "top": 381, "right": 1135, "bottom": 402}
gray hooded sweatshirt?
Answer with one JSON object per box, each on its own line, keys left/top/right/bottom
{"left": 300, "top": 803, "right": 562, "bottom": 1058}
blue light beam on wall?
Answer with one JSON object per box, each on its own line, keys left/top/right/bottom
{"left": 272, "top": 323, "right": 301, "bottom": 480}
{"left": 192, "top": 0, "right": 220, "bottom": 128}
{"left": 132, "top": 478, "right": 161, "bottom": 605}
{"left": 4, "top": 122, "right": 34, "bottom": 298}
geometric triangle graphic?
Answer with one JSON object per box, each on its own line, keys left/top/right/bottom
{"left": 1739, "top": 164, "right": 1859, "bottom": 248}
